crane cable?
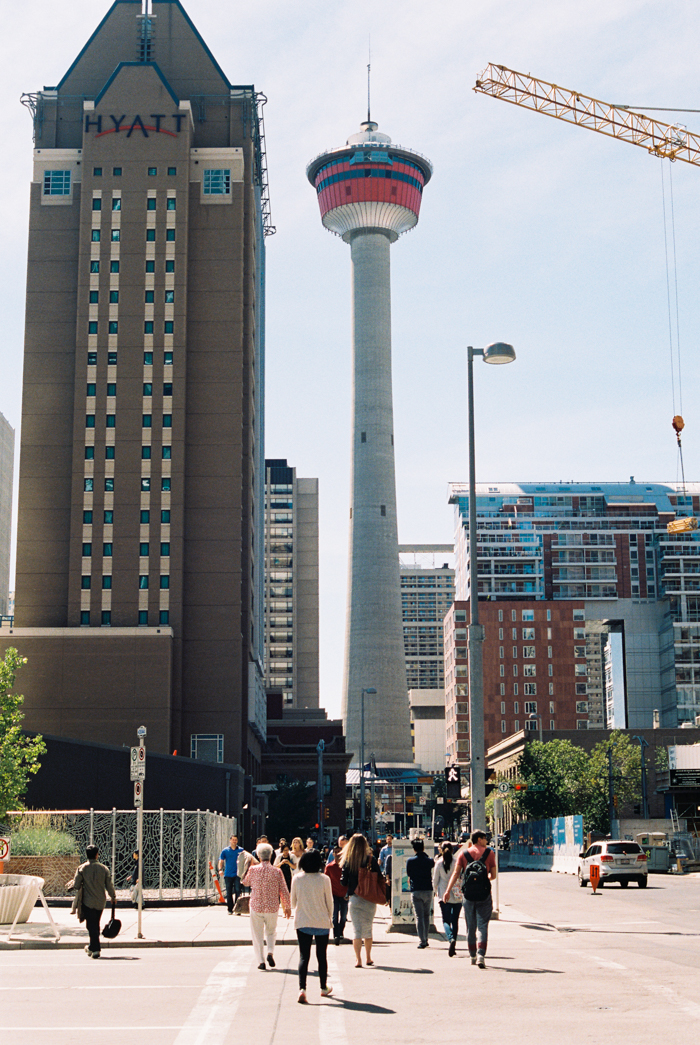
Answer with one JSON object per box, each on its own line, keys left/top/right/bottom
{"left": 660, "top": 158, "right": 687, "bottom": 505}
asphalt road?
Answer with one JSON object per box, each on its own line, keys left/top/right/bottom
{"left": 1, "top": 870, "right": 698, "bottom": 1043}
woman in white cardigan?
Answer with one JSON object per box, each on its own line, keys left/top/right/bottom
{"left": 290, "top": 848, "right": 334, "bottom": 1003}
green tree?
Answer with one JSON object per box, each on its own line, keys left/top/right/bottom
{"left": 579, "top": 732, "right": 642, "bottom": 835}
{"left": 0, "top": 649, "right": 45, "bottom": 822}
{"left": 266, "top": 776, "right": 317, "bottom": 843}
{"left": 513, "top": 739, "right": 589, "bottom": 821}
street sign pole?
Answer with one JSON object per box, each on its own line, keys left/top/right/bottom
{"left": 135, "top": 726, "right": 147, "bottom": 938}
{"left": 493, "top": 797, "right": 503, "bottom": 919}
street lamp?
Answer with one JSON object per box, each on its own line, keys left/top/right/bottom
{"left": 467, "top": 342, "right": 516, "bottom": 831}
{"left": 359, "top": 687, "right": 377, "bottom": 833}
{"left": 529, "top": 712, "right": 543, "bottom": 744}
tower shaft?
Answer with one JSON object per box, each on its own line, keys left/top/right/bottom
{"left": 342, "top": 231, "right": 412, "bottom": 764}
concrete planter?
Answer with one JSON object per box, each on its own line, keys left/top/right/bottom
{"left": 8, "top": 856, "right": 80, "bottom": 896}
{"left": 0, "top": 874, "right": 44, "bottom": 925}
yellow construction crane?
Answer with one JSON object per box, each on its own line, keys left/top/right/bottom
{"left": 474, "top": 63, "right": 700, "bottom": 166}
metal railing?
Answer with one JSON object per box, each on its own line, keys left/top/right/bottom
{"left": 12, "top": 809, "right": 236, "bottom": 900}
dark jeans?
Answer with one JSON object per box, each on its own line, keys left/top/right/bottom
{"left": 83, "top": 904, "right": 102, "bottom": 953}
{"left": 224, "top": 875, "right": 241, "bottom": 913}
{"left": 411, "top": 890, "right": 433, "bottom": 945}
{"left": 439, "top": 900, "right": 461, "bottom": 942}
{"left": 333, "top": 896, "right": 348, "bottom": 939}
{"left": 463, "top": 896, "right": 493, "bottom": 956}
{"left": 297, "top": 930, "right": 329, "bottom": 990}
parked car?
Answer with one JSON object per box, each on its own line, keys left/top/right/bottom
{"left": 578, "top": 840, "right": 648, "bottom": 888}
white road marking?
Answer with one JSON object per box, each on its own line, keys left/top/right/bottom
{"left": 591, "top": 956, "right": 626, "bottom": 970}
{"left": 646, "top": 984, "right": 700, "bottom": 1017}
{"left": 1, "top": 1028, "right": 181, "bottom": 1033}
{"left": 172, "top": 948, "right": 250, "bottom": 1045}
{"left": 320, "top": 953, "right": 348, "bottom": 1045}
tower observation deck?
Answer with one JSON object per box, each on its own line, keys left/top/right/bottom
{"left": 307, "top": 122, "right": 432, "bottom": 766}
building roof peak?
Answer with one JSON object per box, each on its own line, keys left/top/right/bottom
{"left": 346, "top": 120, "right": 392, "bottom": 146}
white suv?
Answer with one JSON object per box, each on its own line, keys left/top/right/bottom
{"left": 578, "top": 840, "right": 648, "bottom": 888}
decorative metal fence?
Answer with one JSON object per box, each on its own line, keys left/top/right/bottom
{"left": 18, "top": 810, "right": 237, "bottom": 900}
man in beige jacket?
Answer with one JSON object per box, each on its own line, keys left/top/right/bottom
{"left": 68, "top": 844, "right": 117, "bottom": 958}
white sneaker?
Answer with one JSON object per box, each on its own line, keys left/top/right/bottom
{"left": 477, "top": 955, "right": 485, "bottom": 969}
{"left": 321, "top": 986, "right": 333, "bottom": 997}
{"left": 298, "top": 990, "right": 307, "bottom": 1004}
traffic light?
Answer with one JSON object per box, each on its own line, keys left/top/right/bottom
{"left": 513, "top": 782, "right": 528, "bottom": 793}
{"left": 445, "top": 765, "right": 461, "bottom": 800}
{"left": 314, "top": 823, "right": 320, "bottom": 830}
{"left": 324, "top": 807, "right": 330, "bottom": 821}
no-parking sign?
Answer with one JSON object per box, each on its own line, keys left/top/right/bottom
{"left": 0, "top": 837, "right": 10, "bottom": 862}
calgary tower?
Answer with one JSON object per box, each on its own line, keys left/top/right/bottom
{"left": 307, "top": 118, "right": 432, "bottom": 764}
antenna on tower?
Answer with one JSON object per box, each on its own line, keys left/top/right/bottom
{"left": 367, "top": 37, "right": 371, "bottom": 123}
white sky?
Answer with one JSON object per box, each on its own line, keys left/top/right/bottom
{"left": 2, "top": 1, "right": 699, "bottom": 719}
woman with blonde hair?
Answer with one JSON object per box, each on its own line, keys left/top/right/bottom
{"left": 290, "top": 837, "right": 305, "bottom": 867}
{"left": 339, "top": 833, "right": 382, "bottom": 967}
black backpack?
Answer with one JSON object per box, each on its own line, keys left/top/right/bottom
{"left": 461, "top": 848, "right": 492, "bottom": 902}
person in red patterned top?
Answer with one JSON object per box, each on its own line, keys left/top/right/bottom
{"left": 242, "top": 842, "right": 291, "bottom": 970}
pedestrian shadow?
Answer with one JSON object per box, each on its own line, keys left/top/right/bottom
{"left": 490, "top": 967, "right": 564, "bottom": 974}
{"left": 331, "top": 999, "right": 396, "bottom": 1014}
{"left": 370, "top": 965, "right": 434, "bottom": 974}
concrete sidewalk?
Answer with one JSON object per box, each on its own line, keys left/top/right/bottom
{"left": 0, "top": 899, "right": 403, "bottom": 951}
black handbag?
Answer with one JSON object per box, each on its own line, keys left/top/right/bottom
{"left": 102, "top": 903, "right": 122, "bottom": 939}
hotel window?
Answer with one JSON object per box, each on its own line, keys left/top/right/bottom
{"left": 523, "top": 664, "right": 536, "bottom": 677}
{"left": 109, "top": 291, "right": 119, "bottom": 303}
{"left": 141, "top": 478, "right": 151, "bottom": 492}
{"left": 163, "top": 383, "right": 173, "bottom": 396}
{"left": 164, "top": 352, "right": 173, "bottom": 365}
{"left": 163, "top": 414, "right": 172, "bottom": 427}
{"left": 108, "top": 322, "right": 118, "bottom": 335}
{"left": 142, "top": 446, "right": 152, "bottom": 459}
{"left": 203, "top": 169, "right": 231, "bottom": 195}
{"left": 160, "top": 576, "right": 170, "bottom": 589}
{"left": 91, "top": 229, "right": 101, "bottom": 242}
{"left": 523, "top": 646, "right": 536, "bottom": 658}
{"left": 168, "top": 167, "right": 177, "bottom": 176}
{"left": 146, "top": 229, "right": 156, "bottom": 242}
{"left": 166, "top": 229, "right": 175, "bottom": 241}
{"left": 113, "top": 167, "right": 122, "bottom": 176}
{"left": 101, "top": 611, "right": 111, "bottom": 626}
{"left": 549, "top": 684, "right": 554, "bottom": 696}
{"left": 89, "top": 291, "right": 99, "bottom": 304}
{"left": 81, "top": 576, "right": 91, "bottom": 590}
{"left": 43, "top": 170, "right": 71, "bottom": 196}
{"left": 144, "top": 352, "right": 154, "bottom": 365}
{"left": 145, "top": 291, "right": 155, "bottom": 303}
{"left": 104, "top": 510, "right": 113, "bottom": 523}
{"left": 500, "top": 701, "right": 506, "bottom": 714}
{"left": 142, "top": 414, "right": 152, "bottom": 427}
{"left": 80, "top": 611, "right": 90, "bottom": 625}
{"left": 110, "top": 261, "right": 120, "bottom": 273}
{"left": 93, "top": 168, "right": 102, "bottom": 177}
{"left": 86, "top": 415, "right": 95, "bottom": 428}
{"left": 164, "top": 322, "right": 174, "bottom": 334}
{"left": 103, "top": 543, "right": 112, "bottom": 557}
{"left": 112, "top": 197, "right": 121, "bottom": 211}
{"left": 102, "top": 576, "right": 112, "bottom": 590}
{"left": 140, "top": 510, "right": 150, "bottom": 523}
{"left": 144, "top": 322, "right": 154, "bottom": 334}
{"left": 139, "top": 575, "right": 149, "bottom": 589}
{"left": 498, "top": 609, "right": 503, "bottom": 621}
{"left": 161, "top": 542, "right": 170, "bottom": 556}
{"left": 513, "top": 702, "right": 519, "bottom": 714}
{"left": 165, "top": 260, "right": 175, "bottom": 273}
{"left": 161, "top": 478, "right": 171, "bottom": 491}
{"left": 162, "top": 446, "right": 171, "bottom": 460}
{"left": 138, "top": 610, "right": 148, "bottom": 625}
{"left": 82, "top": 543, "right": 92, "bottom": 556}
{"left": 84, "top": 478, "right": 93, "bottom": 492}
{"left": 140, "top": 543, "right": 149, "bottom": 556}
{"left": 90, "top": 261, "right": 99, "bottom": 274}
{"left": 499, "top": 646, "right": 504, "bottom": 658}
{"left": 105, "top": 478, "right": 114, "bottom": 491}
{"left": 143, "top": 383, "right": 153, "bottom": 396}
{"left": 161, "top": 510, "right": 170, "bottom": 523}
{"left": 84, "top": 511, "right": 93, "bottom": 523}
{"left": 147, "top": 198, "right": 157, "bottom": 211}
{"left": 85, "top": 446, "right": 94, "bottom": 460}
{"left": 166, "top": 198, "right": 176, "bottom": 210}
{"left": 499, "top": 665, "right": 504, "bottom": 677}
{"left": 92, "top": 198, "right": 102, "bottom": 211}
{"left": 160, "top": 610, "right": 170, "bottom": 625}
{"left": 111, "top": 229, "right": 120, "bottom": 242}
{"left": 88, "top": 321, "right": 98, "bottom": 334}
{"left": 146, "top": 260, "right": 155, "bottom": 273}
{"left": 165, "top": 290, "right": 174, "bottom": 303}
{"left": 522, "top": 628, "right": 535, "bottom": 640}
{"left": 148, "top": 168, "right": 157, "bottom": 176}
{"left": 106, "top": 415, "right": 116, "bottom": 428}
{"left": 501, "top": 721, "right": 506, "bottom": 733}
{"left": 513, "top": 684, "right": 518, "bottom": 696}
{"left": 522, "top": 609, "right": 534, "bottom": 621}
{"left": 86, "top": 383, "right": 96, "bottom": 396}
{"left": 500, "top": 684, "right": 505, "bottom": 695}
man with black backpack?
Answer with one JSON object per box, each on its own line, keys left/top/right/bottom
{"left": 442, "top": 830, "right": 496, "bottom": 968}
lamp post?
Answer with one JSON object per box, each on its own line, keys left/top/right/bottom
{"left": 529, "top": 712, "right": 543, "bottom": 744}
{"left": 359, "top": 687, "right": 377, "bottom": 833}
{"left": 467, "top": 342, "right": 516, "bottom": 831}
